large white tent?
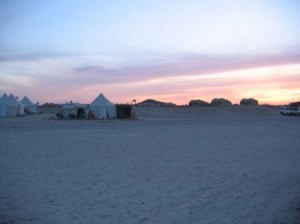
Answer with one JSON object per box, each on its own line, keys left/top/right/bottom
{"left": 0, "top": 93, "right": 18, "bottom": 117}
{"left": 21, "top": 96, "right": 37, "bottom": 114}
{"left": 89, "top": 93, "right": 116, "bottom": 119}
{"left": 9, "top": 94, "right": 25, "bottom": 116}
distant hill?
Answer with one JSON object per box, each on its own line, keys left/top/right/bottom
{"left": 189, "top": 99, "right": 209, "bottom": 106}
{"left": 289, "top": 101, "right": 300, "bottom": 107}
{"left": 136, "top": 99, "right": 176, "bottom": 107}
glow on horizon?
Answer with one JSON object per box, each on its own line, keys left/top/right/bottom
{"left": 71, "top": 63, "right": 300, "bottom": 105}
{"left": 0, "top": 54, "right": 300, "bottom": 105}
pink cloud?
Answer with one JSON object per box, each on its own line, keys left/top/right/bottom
{"left": 2, "top": 51, "right": 300, "bottom": 105}
{"left": 66, "top": 52, "right": 300, "bottom": 87}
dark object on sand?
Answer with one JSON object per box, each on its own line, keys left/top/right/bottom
{"left": 116, "top": 104, "right": 135, "bottom": 119}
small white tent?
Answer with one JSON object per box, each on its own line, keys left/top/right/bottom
{"left": 0, "top": 93, "right": 18, "bottom": 117}
{"left": 21, "top": 96, "right": 37, "bottom": 113}
{"left": 89, "top": 93, "right": 116, "bottom": 119}
{"left": 9, "top": 94, "right": 25, "bottom": 115}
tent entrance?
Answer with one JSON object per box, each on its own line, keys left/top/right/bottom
{"left": 77, "top": 108, "right": 86, "bottom": 119}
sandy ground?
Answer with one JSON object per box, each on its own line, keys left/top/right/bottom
{"left": 0, "top": 106, "right": 300, "bottom": 224}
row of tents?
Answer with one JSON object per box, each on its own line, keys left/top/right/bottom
{"left": 0, "top": 93, "right": 134, "bottom": 120}
{"left": 59, "top": 93, "right": 134, "bottom": 120}
{"left": 0, "top": 93, "right": 37, "bottom": 117}
{"left": 59, "top": 93, "right": 117, "bottom": 119}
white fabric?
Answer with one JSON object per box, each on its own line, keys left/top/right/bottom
{"left": 0, "top": 103, "right": 7, "bottom": 117}
{"left": 0, "top": 93, "right": 18, "bottom": 117}
{"left": 21, "top": 96, "right": 37, "bottom": 113}
{"left": 89, "top": 93, "right": 116, "bottom": 119}
{"left": 9, "top": 94, "right": 25, "bottom": 115}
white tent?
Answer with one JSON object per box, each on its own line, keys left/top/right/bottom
{"left": 0, "top": 93, "right": 18, "bottom": 117}
{"left": 21, "top": 96, "right": 37, "bottom": 113}
{"left": 9, "top": 94, "right": 25, "bottom": 115}
{"left": 89, "top": 93, "right": 116, "bottom": 119}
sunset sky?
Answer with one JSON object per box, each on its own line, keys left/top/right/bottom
{"left": 0, "top": 0, "right": 300, "bottom": 105}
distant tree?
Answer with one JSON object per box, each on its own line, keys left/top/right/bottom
{"left": 240, "top": 98, "right": 258, "bottom": 106}
{"left": 211, "top": 98, "right": 232, "bottom": 106}
{"left": 188, "top": 99, "right": 209, "bottom": 106}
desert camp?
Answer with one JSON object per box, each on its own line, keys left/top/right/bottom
{"left": 1, "top": 104, "right": 300, "bottom": 224}
{"left": 0, "top": 93, "right": 37, "bottom": 117}
{"left": 1, "top": 93, "right": 300, "bottom": 224}
{"left": 54, "top": 93, "right": 135, "bottom": 120}
{"left": 1, "top": 1, "right": 300, "bottom": 223}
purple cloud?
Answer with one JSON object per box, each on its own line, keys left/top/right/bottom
{"left": 70, "top": 52, "right": 300, "bottom": 86}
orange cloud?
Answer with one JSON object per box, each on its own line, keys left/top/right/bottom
{"left": 2, "top": 52, "right": 300, "bottom": 105}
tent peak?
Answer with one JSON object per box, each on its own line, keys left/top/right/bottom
{"left": 90, "top": 93, "right": 114, "bottom": 106}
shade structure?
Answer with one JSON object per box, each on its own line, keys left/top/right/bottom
{"left": 60, "top": 104, "right": 89, "bottom": 119}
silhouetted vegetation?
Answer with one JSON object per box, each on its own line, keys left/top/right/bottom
{"left": 211, "top": 98, "right": 232, "bottom": 106}
{"left": 188, "top": 99, "right": 209, "bottom": 106}
{"left": 240, "top": 98, "right": 258, "bottom": 106}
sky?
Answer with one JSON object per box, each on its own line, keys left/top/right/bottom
{"left": 0, "top": 0, "right": 300, "bottom": 105}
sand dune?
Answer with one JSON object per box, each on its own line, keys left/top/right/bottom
{"left": 0, "top": 106, "right": 299, "bottom": 224}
